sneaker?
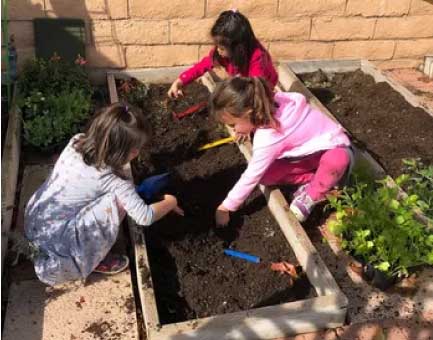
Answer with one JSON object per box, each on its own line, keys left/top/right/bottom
{"left": 289, "top": 190, "right": 317, "bottom": 223}
{"left": 94, "top": 254, "right": 129, "bottom": 275}
{"left": 292, "top": 184, "right": 307, "bottom": 198}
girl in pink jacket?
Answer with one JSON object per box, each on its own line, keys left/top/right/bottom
{"left": 168, "top": 10, "right": 278, "bottom": 98}
{"left": 210, "top": 77, "right": 353, "bottom": 224}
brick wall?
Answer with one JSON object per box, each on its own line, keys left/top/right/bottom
{"left": 7, "top": 0, "right": 433, "bottom": 70}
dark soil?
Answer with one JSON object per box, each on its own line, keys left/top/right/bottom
{"left": 299, "top": 69, "right": 433, "bottom": 177}
{"left": 124, "top": 81, "right": 315, "bottom": 324}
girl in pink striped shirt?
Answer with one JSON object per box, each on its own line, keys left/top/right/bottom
{"left": 210, "top": 77, "right": 353, "bottom": 225}
{"left": 168, "top": 10, "right": 278, "bottom": 98}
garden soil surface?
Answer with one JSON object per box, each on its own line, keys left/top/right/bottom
{"left": 299, "top": 70, "right": 433, "bottom": 177}
{"left": 123, "top": 82, "right": 315, "bottom": 324}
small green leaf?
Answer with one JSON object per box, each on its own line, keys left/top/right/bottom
{"left": 375, "top": 261, "right": 390, "bottom": 272}
{"left": 389, "top": 199, "right": 400, "bottom": 210}
{"left": 395, "top": 215, "right": 405, "bottom": 224}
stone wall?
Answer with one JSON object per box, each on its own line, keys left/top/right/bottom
{"left": 7, "top": 0, "right": 433, "bottom": 70}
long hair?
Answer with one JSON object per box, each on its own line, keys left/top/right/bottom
{"left": 74, "top": 103, "right": 150, "bottom": 177}
{"left": 211, "top": 10, "right": 258, "bottom": 74}
{"left": 210, "top": 77, "right": 278, "bottom": 128}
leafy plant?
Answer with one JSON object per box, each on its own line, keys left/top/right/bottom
{"left": 23, "top": 89, "right": 90, "bottom": 149}
{"left": 19, "top": 57, "right": 92, "bottom": 100}
{"left": 401, "top": 158, "right": 433, "bottom": 220}
{"left": 327, "top": 177, "right": 433, "bottom": 279}
{"left": 118, "top": 78, "right": 149, "bottom": 104}
{"left": 18, "top": 55, "right": 93, "bottom": 149}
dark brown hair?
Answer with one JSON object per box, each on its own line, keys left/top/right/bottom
{"left": 211, "top": 10, "right": 258, "bottom": 74}
{"left": 210, "top": 77, "right": 278, "bottom": 128}
{"left": 74, "top": 103, "right": 150, "bottom": 177}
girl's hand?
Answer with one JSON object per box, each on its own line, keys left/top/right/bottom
{"left": 168, "top": 79, "right": 184, "bottom": 98}
{"left": 164, "top": 195, "right": 185, "bottom": 216}
{"left": 172, "top": 205, "right": 185, "bottom": 216}
{"left": 234, "top": 132, "right": 250, "bottom": 144}
{"left": 215, "top": 204, "right": 230, "bottom": 227}
{"left": 151, "top": 194, "right": 184, "bottom": 222}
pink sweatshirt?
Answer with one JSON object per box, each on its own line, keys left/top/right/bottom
{"left": 222, "top": 92, "right": 351, "bottom": 211}
{"left": 179, "top": 44, "right": 278, "bottom": 88}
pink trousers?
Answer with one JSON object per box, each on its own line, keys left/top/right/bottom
{"left": 260, "top": 147, "right": 351, "bottom": 201}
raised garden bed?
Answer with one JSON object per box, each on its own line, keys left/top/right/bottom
{"left": 108, "top": 69, "right": 347, "bottom": 339}
{"left": 297, "top": 67, "right": 433, "bottom": 179}
{"left": 1, "top": 83, "right": 21, "bottom": 270}
{"left": 278, "top": 61, "right": 432, "bottom": 226}
{"left": 277, "top": 60, "right": 433, "bottom": 322}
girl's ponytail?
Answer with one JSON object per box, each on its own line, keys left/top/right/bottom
{"left": 250, "top": 77, "right": 277, "bottom": 128}
{"left": 210, "top": 77, "right": 278, "bottom": 129}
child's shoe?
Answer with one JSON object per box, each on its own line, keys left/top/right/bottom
{"left": 292, "top": 183, "right": 307, "bottom": 198}
{"left": 94, "top": 254, "right": 129, "bottom": 275}
{"left": 289, "top": 190, "right": 317, "bottom": 223}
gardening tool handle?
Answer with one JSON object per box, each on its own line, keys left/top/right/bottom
{"left": 173, "top": 101, "right": 207, "bottom": 119}
{"left": 198, "top": 136, "right": 235, "bottom": 151}
{"left": 224, "top": 249, "right": 260, "bottom": 263}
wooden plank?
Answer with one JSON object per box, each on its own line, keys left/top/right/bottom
{"left": 199, "top": 72, "right": 216, "bottom": 92}
{"left": 107, "top": 66, "right": 188, "bottom": 83}
{"left": 278, "top": 65, "right": 340, "bottom": 125}
{"left": 150, "top": 294, "right": 347, "bottom": 340}
{"left": 424, "top": 55, "right": 433, "bottom": 78}
{"left": 108, "top": 74, "right": 160, "bottom": 338}
{"left": 265, "top": 189, "right": 345, "bottom": 295}
{"left": 128, "top": 219, "right": 161, "bottom": 336}
{"left": 361, "top": 60, "right": 433, "bottom": 118}
{"left": 283, "top": 59, "right": 360, "bottom": 74}
{"left": 107, "top": 73, "right": 118, "bottom": 104}
{"left": 121, "top": 157, "right": 160, "bottom": 336}
{"left": 1, "top": 85, "right": 21, "bottom": 272}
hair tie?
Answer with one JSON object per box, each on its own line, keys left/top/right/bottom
{"left": 231, "top": 8, "right": 238, "bottom": 13}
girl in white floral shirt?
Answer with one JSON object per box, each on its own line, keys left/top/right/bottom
{"left": 25, "top": 103, "right": 183, "bottom": 286}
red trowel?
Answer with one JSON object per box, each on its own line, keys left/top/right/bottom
{"left": 172, "top": 100, "right": 207, "bottom": 120}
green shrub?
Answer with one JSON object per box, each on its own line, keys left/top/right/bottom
{"left": 19, "top": 57, "right": 92, "bottom": 100}
{"left": 23, "top": 88, "right": 90, "bottom": 149}
{"left": 401, "top": 159, "right": 433, "bottom": 220}
{"left": 18, "top": 55, "right": 93, "bottom": 149}
{"left": 327, "top": 177, "right": 433, "bottom": 278}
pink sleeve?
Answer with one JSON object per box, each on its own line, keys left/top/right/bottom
{"left": 222, "top": 145, "right": 278, "bottom": 211}
{"left": 179, "top": 49, "right": 214, "bottom": 86}
{"left": 248, "top": 48, "right": 278, "bottom": 88}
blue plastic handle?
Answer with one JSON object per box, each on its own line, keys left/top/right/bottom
{"left": 224, "top": 249, "right": 260, "bottom": 263}
{"left": 136, "top": 172, "right": 170, "bottom": 201}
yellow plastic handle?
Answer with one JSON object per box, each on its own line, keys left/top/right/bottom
{"left": 198, "top": 136, "right": 235, "bottom": 151}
